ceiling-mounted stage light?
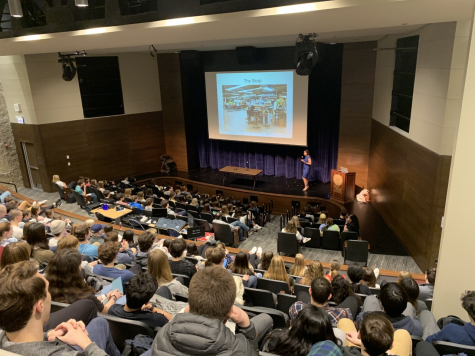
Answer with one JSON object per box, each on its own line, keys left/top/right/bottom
{"left": 62, "top": 61, "right": 77, "bottom": 81}
{"left": 295, "top": 33, "right": 319, "bottom": 76}
{"left": 75, "top": 0, "right": 89, "bottom": 7}
{"left": 8, "top": 0, "right": 23, "bottom": 17}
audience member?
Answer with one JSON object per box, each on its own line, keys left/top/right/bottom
{"left": 0, "top": 222, "right": 16, "bottom": 251}
{"left": 330, "top": 276, "right": 361, "bottom": 313}
{"left": 74, "top": 178, "right": 98, "bottom": 204}
{"left": 93, "top": 242, "right": 136, "bottom": 286}
{"left": 168, "top": 239, "right": 197, "bottom": 279}
{"left": 0, "top": 241, "right": 30, "bottom": 269}
{"left": 74, "top": 224, "right": 98, "bottom": 260}
{"left": 321, "top": 217, "right": 340, "bottom": 236}
{"left": 398, "top": 277, "right": 427, "bottom": 316}
{"left": 344, "top": 214, "right": 360, "bottom": 235}
{"left": 259, "top": 251, "right": 274, "bottom": 270}
{"left": 397, "top": 271, "right": 413, "bottom": 282}
{"left": 300, "top": 260, "right": 326, "bottom": 286}
{"left": 0, "top": 260, "right": 121, "bottom": 356}
{"left": 129, "top": 196, "right": 143, "bottom": 211}
{"left": 147, "top": 249, "right": 188, "bottom": 297}
{"left": 290, "top": 277, "right": 353, "bottom": 325}
{"left": 46, "top": 249, "right": 122, "bottom": 313}
{"left": 9, "top": 210, "right": 23, "bottom": 240}
{"left": 104, "top": 231, "right": 136, "bottom": 265}
{"left": 48, "top": 220, "right": 68, "bottom": 247}
{"left": 26, "top": 222, "right": 54, "bottom": 265}
{"left": 265, "top": 305, "right": 341, "bottom": 356}
{"left": 186, "top": 242, "right": 204, "bottom": 261}
{"left": 419, "top": 267, "right": 436, "bottom": 301}
{"left": 122, "top": 230, "right": 137, "bottom": 251}
{"left": 89, "top": 224, "right": 105, "bottom": 245}
{"left": 357, "top": 282, "right": 423, "bottom": 337}
{"left": 361, "top": 268, "right": 380, "bottom": 289}
{"left": 108, "top": 272, "right": 171, "bottom": 328}
{"left": 229, "top": 251, "right": 259, "bottom": 288}
{"left": 263, "top": 255, "right": 293, "bottom": 290}
{"left": 426, "top": 291, "right": 475, "bottom": 345}
{"left": 57, "top": 234, "right": 80, "bottom": 251}
{"left": 134, "top": 231, "right": 155, "bottom": 267}
{"left": 144, "top": 198, "right": 154, "bottom": 211}
{"left": 213, "top": 212, "right": 253, "bottom": 241}
{"left": 289, "top": 253, "right": 306, "bottom": 277}
{"left": 0, "top": 205, "right": 8, "bottom": 223}
{"left": 150, "top": 266, "right": 273, "bottom": 355}
{"left": 325, "top": 260, "right": 346, "bottom": 281}
{"left": 282, "top": 219, "right": 305, "bottom": 242}
{"left": 348, "top": 263, "right": 371, "bottom": 295}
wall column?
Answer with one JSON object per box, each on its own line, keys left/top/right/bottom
{"left": 432, "top": 11, "right": 475, "bottom": 319}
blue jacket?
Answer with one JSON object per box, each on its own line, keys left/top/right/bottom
{"left": 426, "top": 322, "right": 475, "bottom": 346}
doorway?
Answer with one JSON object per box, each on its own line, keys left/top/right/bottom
{"left": 21, "top": 142, "right": 42, "bottom": 189}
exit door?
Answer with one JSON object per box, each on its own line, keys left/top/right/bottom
{"left": 21, "top": 142, "right": 42, "bottom": 189}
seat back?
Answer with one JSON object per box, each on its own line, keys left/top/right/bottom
{"left": 213, "top": 222, "right": 235, "bottom": 246}
{"left": 227, "top": 216, "right": 238, "bottom": 224}
{"left": 277, "top": 232, "right": 299, "bottom": 256}
{"left": 333, "top": 218, "right": 345, "bottom": 225}
{"left": 200, "top": 212, "right": 214, "bottom": 224}
{"left": 303, "top": 227, "right": 321, "bottom": 248}
{"left": 411, "top": 335, "right": 423, "bottom": 355}
{"left": 72, "top": 191, "right": 86, "bottom": 207}
{"left": 195, "top": 218, "right": 212, "bottom": 232}
{"left": 344, "top": 240, "right": 369, "bottom": 266}
{"left": 176, "top": 215, "right": 188, "bottom": 223}
{"left": 276, "top": 293, "right": 297, "bottom": 316}
{"left": 425, "top": 298, "right": 433, "bottom": 311}
{"left": 340, "top": 231, "right": 359, "bottom": 249}
{"left": 355, "top": 293, "right": 367, "bottom": 303}
{"left": 101, "top": 314, "right": 155, "bottom": 352}
{"left": 239, "top": 305, "right": 288, "bottom": 329}
{"left": 128, "top": 219, "right": 146, "bottom": 231}
{"left": 142, "top": 209, "right": 152, "bottom": 217}
{"left": 257, "top": 277, "right": 290, "bottom": 294}
{"left": 187, "top": 205, "right": 199, "bottom": 213}
{"left": 433, "top": 341, "right": 475, "bottom": 356}
{"left": 244, "top": 288, "right": 276, "bottom": 308}
{"left": 172, "top": 273, "right": 191, "bottom": 287}
{"left": 293, "top": 283, "right": 310, "bottom": 296}
{"left": 176, "top": 202, "right": 187, "bottom": 210}
{"left": 174, "top": 293, "right": 189, "bottom": 303}
{"left": 322, "top": 230, "right": 340, "bottom": 250}
{"left": 188, "top": 210, "right": 200, "bottom": 219}
{"left": 184, "top": 256, "right": 198, "bottom": 265}
{"left": 94, "top": 188, "right": 105, "bottom": 200}
{"left": 54, "top": 184, "right": 65, "bottom": 200}
{"left": 51, "top": 301, "right": 70, "bottom": 313}
{"left": 369, "top": 287, "right": 380, "bottom": 296}
{"left": 299, "top": 221, "right": 311, "bottom": 228}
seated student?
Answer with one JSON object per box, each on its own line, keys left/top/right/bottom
{"left": 160, "top": 199, "right": 186, "bottom": 217}
{"left": 22, "top": 209, "right": 32, "bottom": 223}
{"left": 0, "top": 260, "right": 121, "bottom": 356}
{"left": 0, "top": 241, "right": 31, "bottom": 269}
{"left": 129, "top": 196, "right": 143, "bottom": 212}
{"left": 263, "top": 255, "right": 293, "bottom": 291}
{"left": 48, "top": 220, "right": 68, "bottom": 247}
{"left": 348, "top": 263, "right": 371, "bottom": 295}
{"left": 108, "top": 272, "right": 171, "bottom": 329}
{"left": 228, "top": 251, "right": 259, "bottom": 289}
{"left": 89, "top": 224, "right": 105, "bottom": 245}
{"left": 74, "top": 224, "right": 98, "bottom": 260}
{"left": 115, "top": 193, "right": 129, "bottom": 206}
{"left": 419, "top": 267, "right": 436, "bottom": 301}
{"left": 103, "top": 231, "right": 137, "bottom": 267}
{"left": 137, "top": 191, "right": 146, "bottom": 203}
{"left": 344, "top": 214, "right": 360, "bottom": 235}
{"left": 426, "top": 291, "right": 475, "bottom": 345}
{"left": 9, "top": 209, "right": 23, "bottom": 240}
{"left": 361, "top": 267, "right": 380, "bottom": 289}
{"left": 46, "top": 249, "right": 122, "bottom": 313}
{"left": 321, "top": 217, "right": 341, "bottom": 236}
{"left": 340, "top": 312, "right": 412, "bottom": 356}
{"left": 102, "top": 190, "right": 116, "bottom": 204}
{"left": 0, "top": 222, "right": 17, "bottom": 250}
{"left": 325, "top": 260, "right": 346, "bottom": 281}
{"left": 134, "top": 231, "right": 155, "bottom": 267}
{"left": 289, "top": 277, "right": 353, "bottom": 325}
{"left": 150, "top": 266, "right": 273, "bottom": 355}
{"left": 144, "top": 198, "right": 154, "bottom": 211}
{"left": 74, "top": 178, "right": 98, "bottom": 204}
{"left": 264, "top": 305, "right": 342, "bottom": 356}
{"left": 93, "top": 242, "right": 137, "bottom": 286}
{"left": 121, "top": 229, "right": 137, "bottom": 251}
{"left": 26, "top": 222, "right": 54, "bottom": 265}
{"left": 42, "top": 209, "right": 55, "bottom": 224}
{"left": 168, "top": 238, "right": 197, "bottom": 279}
{"left": 281, "top": 220, "right": 305, "bottom": 242}
{"left": 0, "top": 204, "right": 8, "bottom": 223}
{"left": 148, "top": 249, "right": 188, "bottom": 297}
{"left": 213, "top": 212, "right": 252, "bottom": 241}
{"left": 300, "top": 260, "right": 326, "bottom": 286}
{"left": 357, "top": 282, "right": 423, "bottom": 337}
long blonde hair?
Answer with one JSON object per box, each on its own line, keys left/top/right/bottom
{"left": 124, "top": 188, "right": 132, "bottom": 198}
{"left": 398, "top": 271, "right": 412, "bottom": 282}
{"left": 289, "top": 254, "right": 306, "bottom": 277}
{"left": 300, "top": 260, "right": 325, "bottom": 286}
{"left": 329, "top": 259, "right": 341, "bottom": 280}
{"left": 147, "top": 249, "right": 173, "bottom": 285}
{"left": 263, "top": 255, "right": 290, "bottom": 288}
{"left": 52, "top": 175, "right": 60, "bottom": 183}
{"left": 290, "top": 216, "right": 301, "bottom": 227}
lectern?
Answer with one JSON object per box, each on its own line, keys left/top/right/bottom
{"left": 331, "top": 170, "right": 356, "bottom": 203}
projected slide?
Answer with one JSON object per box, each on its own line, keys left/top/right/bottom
{"left": 217, "top": 71, "right": 294, "bottom": 138}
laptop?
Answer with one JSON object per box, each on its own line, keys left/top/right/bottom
{"left": 152, "top": 208, "right": 167, "bottom": 218}
{"left": 188, "top": 226, "right": 205, "bottom": 239}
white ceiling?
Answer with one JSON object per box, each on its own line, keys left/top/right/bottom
{"left": 0, "top": 0, "right": 474, "bottom": 56}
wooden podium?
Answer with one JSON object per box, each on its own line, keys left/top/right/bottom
{"left": 331, "top": 170, "right": 356, "bottom": 204}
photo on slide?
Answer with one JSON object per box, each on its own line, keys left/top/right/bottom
{"left": 221, "top": 84, "right": 289, "bottom": 137}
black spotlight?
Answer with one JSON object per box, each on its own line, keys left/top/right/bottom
{"left": 58, "top": 51, "right": 85, "bottom": 81}
{"left": 295, "top": 33, "right": 319, "bottom": 76}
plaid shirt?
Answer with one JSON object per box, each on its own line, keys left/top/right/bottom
{"left": 307, "top": 340, "right": 343, "bottom": 356}
{"left": 289, "top": 301, "right": 353, "bottom": 326}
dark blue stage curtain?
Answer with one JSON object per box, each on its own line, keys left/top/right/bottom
{"left": 197, "top": 45, "right": 342, "bottom": 184}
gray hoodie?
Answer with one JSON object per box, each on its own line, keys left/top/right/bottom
{"left": 0, "top": 330, "right": 107, "bottom": 356}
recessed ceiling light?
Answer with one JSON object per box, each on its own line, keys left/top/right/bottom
{"left": 23, "top": 35, "right": 41, "bottom": 41}
{"left": 166, "top": 17, "right": 194, "bottom": 26}
{"left": 75, "top": 0, "right": 88, "bottom": 6}
{"left": 85, "top": 27, "right": 106, "bottom": 35}
{"left": 277, "top": 3, "right": 316, "bottom": 15}
{"left": 8, "top": 0, "right": 23, "bottom": 17}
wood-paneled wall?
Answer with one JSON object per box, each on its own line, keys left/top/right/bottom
{"left": 11, "top": 112, "right": 165, "bottom": 192}
{"left": 156, "top": 54, "right": 189, "bottom": 171}
{"left": 337, "top": 42, "right": 377, "bottom": 189}
{"left": 367, "top": 120, "right": 451, "bottom": 271}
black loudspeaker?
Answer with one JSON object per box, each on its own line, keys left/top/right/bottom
{"left": 180, "top": 50, "right": 201, "bottom": 67}
{"left": 236, "top": 46, "right": 258, "bottom": 65}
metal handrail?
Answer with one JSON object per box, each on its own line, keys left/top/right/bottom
{"left": 0, "top": 181, "right": 17, "bottom": 192}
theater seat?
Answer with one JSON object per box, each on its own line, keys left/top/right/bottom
{"left": 433, "top": 341, "right": 475, "bottom": 356}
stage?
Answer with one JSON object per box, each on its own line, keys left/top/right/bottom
{"left": 131, "top": 168, "right": 410, "bottom": 257}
